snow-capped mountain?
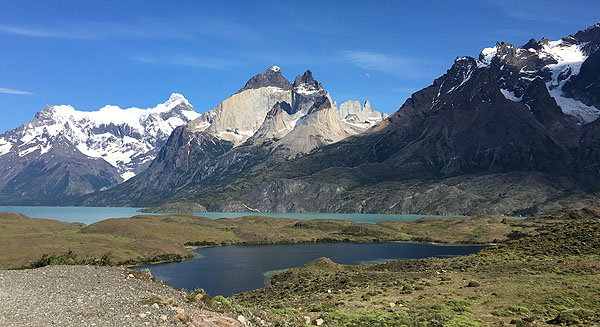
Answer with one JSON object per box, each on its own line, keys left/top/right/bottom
{"left": 0, "top": 94, "right": 199, "bottom": 204}
{"left": 189, "top": 66, "right": 386, "bottom": 150}
{"left": 86, "top": 67, "right": 387, "bottom": 206}
{"left": 89, "top": 22, "right": 600, "bottom": 215}
{"left": 188, "top": 66, "right": 292, "bottom": 145}
{"left": 476, "top": 23, "right": 600, "bottom": 124}
{"left": 338, "top": 100, "right": 388, "bottom": 128}
{"left": 0, "top": 93, "right": 198, "bottom": 180}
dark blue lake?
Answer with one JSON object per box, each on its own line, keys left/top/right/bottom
{"left": 135, "top": 242, "right": 486, "bottom": 297}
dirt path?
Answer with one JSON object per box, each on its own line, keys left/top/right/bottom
{"left": 0, "top": 265, "right": 246, "bottom": 327}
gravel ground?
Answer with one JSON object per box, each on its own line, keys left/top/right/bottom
{"left": 0, "top": 265, "right": 246, "bottom": 327}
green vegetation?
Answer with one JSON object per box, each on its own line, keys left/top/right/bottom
{"left": 27, "top": 250, "right": 113, "bottom": 268}
{"left": 230, "top": 208, "right": 600, "bottom": 326}
{"left": 3, "top": 207, "right": 600, "bottom": 326}
{"left": 140, "top": 295, "right": 175, "bottom": 307}
{"left": 0, "top": 211, "right": 543, "bottom": 269}
{"left": 184, "top": 240, "right": 219, "bottom": 247}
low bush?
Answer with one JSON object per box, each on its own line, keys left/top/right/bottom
{"left": 27, "top": 250, "right": 113, "bottom": 268}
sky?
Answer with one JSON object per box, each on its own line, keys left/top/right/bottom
{"left": 1, "top": 0, "right": 599, "bottom": 133}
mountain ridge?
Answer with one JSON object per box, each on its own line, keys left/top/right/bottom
{"left": 128, "top": 23, "right": 600, "bottom": 215}
{"left": 79, "top": 67, "right": 386, "bottom": 207}
{"left": 0, "top": 94, "right": 199, "bottom": 204}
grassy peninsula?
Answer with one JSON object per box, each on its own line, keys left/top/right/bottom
{"left": 231, "top": 210, "right": 600, "bottom": 326}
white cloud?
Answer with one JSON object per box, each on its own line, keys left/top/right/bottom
{"left": 341, "top": 50, "right": 427, "bottom": 79}
{"left": 0, "top": 87, "right": 33, "bottom": 95}
{"left": 0, "top": 16, "right": 258, "bottom": 42}
{"left": 486, "top": 0, "right": 598, "bottom": 24}
{"left": 131, "top": 53, "right": 240, "bottom": 70}
{"left": 0, "top": 22, "right": 155, "bottom": 40}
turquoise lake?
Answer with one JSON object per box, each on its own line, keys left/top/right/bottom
{"left": 0, "top": 206, "right": 440, "bottom": 224}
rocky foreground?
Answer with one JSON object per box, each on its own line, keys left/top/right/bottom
{"left": 0, "top": 265, "right": 246, "bottom": 327}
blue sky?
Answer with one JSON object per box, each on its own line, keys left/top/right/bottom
{"left": 1, "top": 0, "right": 599, "bottom": 133}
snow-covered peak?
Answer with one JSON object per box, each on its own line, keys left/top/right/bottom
{"left": 164, "top": 92, "right": 190, "bottom": 109}
{"left": 0, "top": 94, "right": 200, "bottom": 179}
{"left": 268, "top": 65, "right": 281, "bottom": 72}
{"left": 475, "top": 30, "right": 600, "bottom": 124}
{"left": 293, "top": 70, "right": 323, "bottom": 95}
{"left": 477, "top": 46, "right": 499, "bottom": 67}
{"left": 337, "top": 99, "right": 386, "bottom": 129}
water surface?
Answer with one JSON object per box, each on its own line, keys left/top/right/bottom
{"left": 135, "top": 242, "right": 486, "bottom": 297}
{"left": 0, "top": 206, "right": 147, "bottom": 225}
{"left": 0, "top": 206, "right": 442, "bottom": 224}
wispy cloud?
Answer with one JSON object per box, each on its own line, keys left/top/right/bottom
{"left": 0, "top": 21, "right": 160, "bottom": 40}
{"left": 131, "top": 53, "right": 241, "bottom": 70}
{"left": 0, "top": 87, "right": 33, "bottom": 95}
{"left": 0, "top": 24, "right": 78, "bottom": 39}
{"left": 0, "top": 16, "right": 259, "bottom": 42}
{"left": 486, "top": 0, "right": 598, "bottom": 25}
{"left": 341, "top": 50, "right": 427, "bottom": 79}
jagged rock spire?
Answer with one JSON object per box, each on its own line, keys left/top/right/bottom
{"left": 237, "top": 66, "right": 292, "bottom": 93}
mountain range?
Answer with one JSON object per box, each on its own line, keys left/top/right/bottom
{"left": 0, "top": 68, "right": 385, "bottom": 205}
{"left": 2, "top": 23, "right": 600, "bottom": 215}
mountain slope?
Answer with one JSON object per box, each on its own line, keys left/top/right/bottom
{"left": 86, "top": 68, "right": 386, "bottom": 206}
{"left": 148, "top": 23, "right": 600, "bottom": 215}
{"left": 0, "top": 94, "right": 199, "bottom": 204}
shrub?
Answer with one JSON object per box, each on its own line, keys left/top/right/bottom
{"left": 447, "top": 300, "right": 471, "bottom": 313}
{"left": 212, "top": 295, "right": 231, "bottom": 308}
{"left": 548, "top": 309, "right": 595, "bottom": 325}
{"left": 27, "top": 250, "right": 114, "bottom": 268}
{"left": 185, "top": 288, "right": 207, "bottom": 303}
{"left": 184, "top": 240, "right": 218, "bottom": 247}
{"left": 141, "top": 295, "right": 174, "bottom": 307}
{"left": 270, "top": 307, "right": 299, "bottom": 315}
{"left": 467, "top": 281, "right": 480, "bottom": 287}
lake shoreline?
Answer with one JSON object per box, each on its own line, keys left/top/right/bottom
{"left": 0, "top": 205, "right": 455, "bottom": 224}
{"left": 135, "top": 242, "right": 489, "bottom": 297}
{"left": 0, "top": 211, "right": 541, "bottom": 270}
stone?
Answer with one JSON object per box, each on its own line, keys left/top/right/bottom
{"left": 302, "top": 316, "right": 311, "bottom": 324}
{"left": 174, "top": 308, "right": 188, "bottom": 322}
{"left": 315, "top": 318, "right": 324, "bottom": 326}
{"left": 237, "top": 315, "right": 246, "bottom": 324}
{"left": 389, "top": 302, "right": 396, "bottom": 308}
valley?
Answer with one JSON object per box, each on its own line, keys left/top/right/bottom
{"left": 1, "top": 207, "right": 598, "bottom": 326}
{"left": 1, "top": 7, "right": 600, "bottom": 326}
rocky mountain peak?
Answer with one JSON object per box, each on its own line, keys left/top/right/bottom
{"left": 289, "top": 70, "right": 325, "bottom": 115}
{"left": 522, "top": 38, "right": 546, "bottom": 50}
{"left": 473, "top": 23, "right": 600, "bottom": 124}
{"left": 237, "top": 66, "right": 292, "bottom": 93}
{"left": 268, "top": 101, "right": 293, "bottom": 116}
{"left": 164, "top": 93, "right": 192, "bottom": 109}
{"left": 293, "top": 70, "right": 323, "bottom": 93}
{"left": 567, "top": 22, "right": 600, "bottom": 54}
